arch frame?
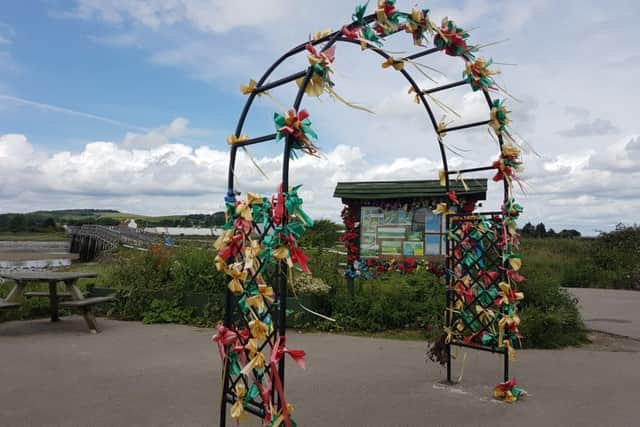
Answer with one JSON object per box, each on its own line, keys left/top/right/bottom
{"left": 217, "top": 6, "right": 525, "bottom": 425}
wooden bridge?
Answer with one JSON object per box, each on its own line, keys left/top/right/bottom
{"left": 68, "top": 225, "right": 160, "bottom": 261}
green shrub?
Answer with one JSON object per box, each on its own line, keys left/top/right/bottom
{"left": 142, "top": 299, "right": 194, "bottom": 324}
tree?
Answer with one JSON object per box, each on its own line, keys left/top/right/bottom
{"left": 546, "top": 228, "right": 556, "bottom": 237}
{"left": 534, "top": 222, "right": 546, "bottom": 238}
{"left": 521, "top": 222, "right": 535, "bottom": 235}
{"left": 299, "top": 219, "right": 340, "bottom": 248}
{"left": 558, "top": 229, "right": 581, "bottom": 239}
{"left": 9, "top": 215, "right": 26, "bottom": 232}
{"left": 42, "top": 217, "right": 57, "bottom": 230}
{"left": 96, "top": 217, "right": 120, "bottom": 226}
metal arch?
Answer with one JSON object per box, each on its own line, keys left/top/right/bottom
{"left": 221, "top": 11, "right": 512, "bottom": 424}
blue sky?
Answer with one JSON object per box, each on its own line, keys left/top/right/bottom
{"left": 1, "top": 0, "right": 639, "bottom": 234}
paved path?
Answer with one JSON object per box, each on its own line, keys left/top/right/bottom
{"left": 1, "top": 317, "right": 639, "bottom": 426}
{"left": 568, "top": 288, "right": 640, "bottom": 339}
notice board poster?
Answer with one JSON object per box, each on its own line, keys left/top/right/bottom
{"left": 359, "top": 205, "right": 442, "bottom": 258}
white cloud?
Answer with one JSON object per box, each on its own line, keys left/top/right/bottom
{"left": 2, "top": 122, "right": 640, "bottom": 234}
{"left": 122, "top": 117, "right": 190, "bottom": 149}
{"left": 68, "top": 0, "right": 295, "bottom": 33}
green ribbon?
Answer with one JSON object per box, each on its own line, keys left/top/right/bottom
{"left": 228, "top": 352, "right": 241, "bottom": 376}
{"left": 223, "top": 202, "right": 237, "bottom": 230}
{"left": 461, "top": 309, "right": 481, "bottom": 333}
{"left": 285, "top": 185, "right": 314, "bottom": 228}
{"left": 481, "top": 332, "right": 497, "bottom": 346}
{"left": 475, "top": 286, "right": 499, "bottom": 307}
{"left": 492, "top": 99, "right": 511, "bottom": 134}
{"left": 244, "top": 384, "right": 260, "bottom": 408}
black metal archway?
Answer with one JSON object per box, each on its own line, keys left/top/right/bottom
{"left": 216, "top": 3, "right": 526, "bottom": 425}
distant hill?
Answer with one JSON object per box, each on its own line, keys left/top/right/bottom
{"left": 0, "top": 209, "right": 226, "bottom": 232}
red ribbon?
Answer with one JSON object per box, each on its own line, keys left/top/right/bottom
{"left": 341, "top": 26, "right": 360, "bottom": 40}
{"left": 267, "top": 337, "right": 307, "bottom": 427}
{"left": 234, "top": 217, "right": 252, "bottom": 235}
{"left": 478, "top": 270, "right": 499, "bottom": 286}
{"left": 447, "top": 191, "right": 460, "bottom": 205}
{"left": 456, "top": 283, "right": 475, "bottom": 304}
{"left": 218, "top": 234, "right": 243, "bottom": 260}
{"left": 211, "top": 325, "right": 238, "bottom": 360}
{"left": 284, "top": 235, "right": 311, "bottom": 274}
{"left": 495, "top": 378, "right": 518, "bottom": 393}
{"left": 272, "top": 184, "right": 285, "bottom": 226}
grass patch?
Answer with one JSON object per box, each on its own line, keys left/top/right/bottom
{"left": 0, "top": 232, "right": 68, "bottom": 241}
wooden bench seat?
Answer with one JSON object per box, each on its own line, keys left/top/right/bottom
{"left": 59, "top": 295, "right": 116, "bottom": 333}
{"left": 0, "top": 299, "right": 21, "bottom": 310}
{"left": 24, "top": 291, "right": 72, "bottom": 299}
{"left": 59, "top": 295, "right": 115, "bottom": 307}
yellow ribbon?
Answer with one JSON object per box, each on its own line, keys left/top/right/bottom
{"left": 226, "top": 134, "right": 250, "bottom": 145}
{"left": 246, "top": 294, "right": 266, "bottom": 313}
{"left": 382, "top": 57, "right": 405, "bottom": 71}
{"left": 439, "top": 169, "right": 446, "bottom": 186}
{"left": 408, "top": 86, "right": 422, "bottom": 104}
{"left": 213, "top": 229, "right": 233, "bottom": 251}
{"left": 259, "top": 284, "right": 275, "bottom": 303}
{"left": 432, "top": 202, "right": 453, "bottom": 216}
{"left": 444, "top": 326, "right": 455, "bottom": 344}
{"left": 503, "top": 339, "right": 516, "bottom": 362}
{"left": 243, "top": 239, "right": 261, "bottom": 272}
{"left": 214, "top": 255, "right": 227, "bottom": 272}
{"left": 240, "top": 350, "right": 266, "bottom": 375}
{"left": 230, "top": 383, "right": 246, "bottom": 419}
{"left": 245, "top": 338, "right": 259, "bottom": 358}
{"left": 246, "top": 192, "right": 263, "bottom": 205}
{"left": 499, "top": 282, "right": 524, "bottom": 305}
{"left": 240, "top": 79, "right": 258, "bottom": 95}
{"left": 498, "top": 314, "right": 520, "bottom": 347}
{"left": 249, "top": 319, "right": 268, "bottom": 341}
{"left": 270, "top": 404, "right": 295, "bottom": 427}
{"left": 494, "top": 385, "right": 517, "bottom": 403}
{"left": 296, "top": 73, "right": 326, "bottom": 97}
{"left": 475, "top": 305, "right": 496, "bottom": 331}
{"left": 501, "top": 144, "right": 520, "bottom": 159}
{"left": 312, "top": 29, "right": 333, "bottom": 41}
{"left": 456, "top": 173, "right": 470, "bottom": 191}
{"left": 235, "top": 201, "right": 253, "bottom": 221}
{"left": 508, "top": 257, "right": 522, "bottom": 271}
{"left": 227, "top": 267, "right": 247, "bottom": 294}
{"left": 273, "top": 246, "right": 293, "bottom": 267}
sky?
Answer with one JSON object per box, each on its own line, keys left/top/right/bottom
{"left": 0, "top": 0, "right": 639, "bottom": 235}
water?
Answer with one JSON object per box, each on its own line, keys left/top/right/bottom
{"left": 0, "top": 258, "right": 72, "bottom": 269}
{"left": 0, "top": 240, "right": 76, "bottom": 272}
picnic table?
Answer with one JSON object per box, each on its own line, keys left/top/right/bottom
{"left": 0, "top": 271, "right": 114, "bottom": 333}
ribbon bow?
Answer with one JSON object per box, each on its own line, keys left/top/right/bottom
{"left": 433, "top": 202, "right": 453, "bottom": 216}
{"left": 404, "top": 8, "right": 435, "bottom": 46}
{"left": 265, "top": 336, "right": 306, "bottom": 427}
{"left": 494, "top": 378, "right": 527, "bottom": 402}
{"left": 240, "top": 79, "right": 258, "bottom": 95}
{"left": 433, "top": 18, "right": 476, "bottom": 61}
{"left": 274, "top": 109, "right": 319, "bottom": 158}
{"left": 285, "top": 185, "right": 314, "bottom": 227}
{"left": 478, "top": 270, "right": 499, "bottom": 286}
{"left": 226, "top": 264, "right": 248, "bottom": 294}
{"left": 464, "top": 57, "right": 499, "bottom": 91}
{"left": 211, "top": 325, "right": 238, "bottom": 360}
{"left": 489, "top": 99, "right": 513, "bottom": 141}
{"left": 498, "top": 282, "right": 524, "bottom": 305}
{"left": 374, "top": 0, "right": 400, "bottom": 35}
{"left": 382, "top": 57, "right": 405, "bottom": 71}
{"left": 249, "top": 319, "right": 269, "bottom": 341}
{"left": 230, "top": 383, "right": 247, "bottom": 420}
